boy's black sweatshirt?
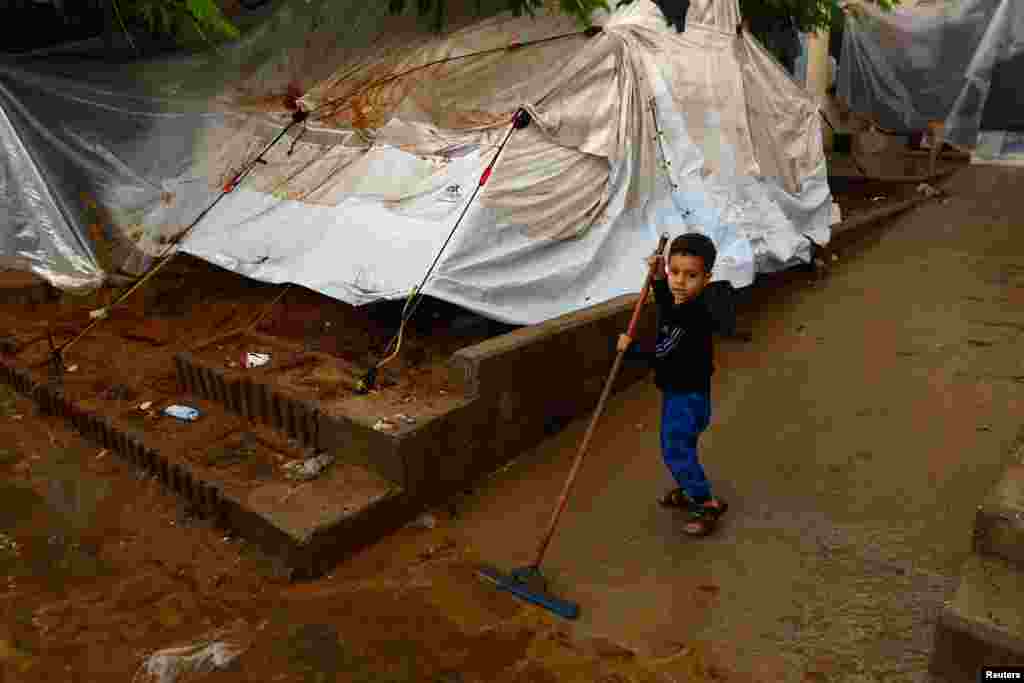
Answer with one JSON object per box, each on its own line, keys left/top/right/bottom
{"left": 624, "top": 278, "right": 736, "bottom": 395}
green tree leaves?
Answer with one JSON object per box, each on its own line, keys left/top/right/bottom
{"left": 114, "top": 0, "right": 239, "bottom": 49}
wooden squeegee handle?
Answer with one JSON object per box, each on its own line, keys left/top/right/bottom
{"left": 531, "top": 232, "right": 670, "bottom": 570}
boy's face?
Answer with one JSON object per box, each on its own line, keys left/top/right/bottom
{"left": 666, "top": 253, "right": 711, "bottom": 305}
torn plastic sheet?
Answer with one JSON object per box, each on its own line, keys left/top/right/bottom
{"left": 0, "top": 70, "right": 103, "bottom": 289}
{"left": 839, "top": 0, "right": 1024, "bottom": 147}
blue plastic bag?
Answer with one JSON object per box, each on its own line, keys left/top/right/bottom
{"left": 164, "top": 405, "right": 200, "bottom": 422}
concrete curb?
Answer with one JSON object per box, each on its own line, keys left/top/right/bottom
{"left": 830, "top": 196, "right": 929, "bottom": 240}
{"left": 828, "top": 167, "right": 958, "bottom": 187}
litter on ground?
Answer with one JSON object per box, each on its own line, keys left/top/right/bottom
{"left": 164, "top": 405, "right": 200, "bottom": 422}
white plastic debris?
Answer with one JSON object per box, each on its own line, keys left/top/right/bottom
{"left": 139, "top": 401, "right": 153, "bottom": 411}
{"left": 373, "top": 419, "right": 396, "bottom": 432}
{"left": 133, "top": 636, "right": 247, "bottom": 683}
{"left": 243, "top": 352, "right": 270, "bottom": 369}
{"left": 871, "top": 196, "right": 885, "bottom": 202}
{"left": 394, "top": 413, "right": 417, "bottom": 425}
{"left": 916, "top": 183, "right": 940, "bottom": 198}
{"left": 164, "top": 405, "right": 200, "bottom": 422}
{"left": 65, "top": 364, "right": 78, "bottom": 373}
{"left": 283, "top": 452, "right": 335, "bottom": 481}
{"left": 89, "top": 308, "right": 109, "bottom": 320}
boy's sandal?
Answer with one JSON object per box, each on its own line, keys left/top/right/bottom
{"left": 683, "top": 499, "right": 729, "bottom": 537}
{"left": 658, "top": 488, "right": 694, "bottom": 509}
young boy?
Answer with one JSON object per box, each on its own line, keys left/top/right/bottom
{"left": 617, "top": 232, "right": 734, "bottom": 536}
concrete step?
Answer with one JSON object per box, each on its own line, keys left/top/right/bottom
{"left": 930, "top": 553, "right": 1024, "bottom": 681}
{"left": 0, "top": 357, "right": 409, "bottom": 579}
{"left": 974, "top": 464, "right": 1024, "bottom": 568}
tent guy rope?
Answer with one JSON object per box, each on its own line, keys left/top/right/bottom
{"left": 44, "top": 26, "right": 607, "bottom": 375}
{"left": 355, "top": 107, "right": 533, "bottom": 394}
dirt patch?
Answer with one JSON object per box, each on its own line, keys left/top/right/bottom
{"left": 1, "top": 254, "right": 503, "bottom": 411}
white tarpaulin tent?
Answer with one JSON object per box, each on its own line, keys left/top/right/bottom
{"left": 839, "top": 0, "right": 1024, "bottom": 159}
{"left": 1, "top": 0, "right": 832, "bottom": 325}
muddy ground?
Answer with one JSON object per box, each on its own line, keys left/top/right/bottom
{"left": 0, "top": 381, "right": 686, "bottom": 683}
{"left": 3, "top": 164, "right": 1020, "bottom": 682}
{"left": 828, "top": 177, "right": 920, "bottom": 221}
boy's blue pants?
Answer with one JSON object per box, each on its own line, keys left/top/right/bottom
{"left": 660, "top": 391, "right": 712, "bottom": 502}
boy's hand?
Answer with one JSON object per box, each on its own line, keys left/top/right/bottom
{"left": 646, "top": 254, "right": 665, "bottom": 280}
{"left": 617, "top": 334, "right": 632, "bottom": 353}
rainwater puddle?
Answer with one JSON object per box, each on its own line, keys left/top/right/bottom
{"left": 277, "top": 623, "right": 379, "bottom": 683}
{"left": 0, "top": 452, "right": 113, "bottom": 588}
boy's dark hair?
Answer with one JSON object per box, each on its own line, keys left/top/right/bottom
{"left": 668, "top": 232, "right": 716, "bottom": 273}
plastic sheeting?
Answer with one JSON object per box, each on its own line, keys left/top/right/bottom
{"left": 0, "top": 0, "right": 832, "bottom": 325}
{"left": 839, "top": 0, "right": 1024, "bottom": 147}
{"left": 0, "top": 65, "right": 104, "bottom": 289}
{"left": 973, "top": 130, "right": 1024, "bottom": 166}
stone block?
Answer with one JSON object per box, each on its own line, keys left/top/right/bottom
{"left": 974, "top": 464, "right": 1024, "bottom": 568}
{"left": 930, "top": 553, "right": 1024, "bottom": 680}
